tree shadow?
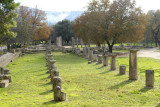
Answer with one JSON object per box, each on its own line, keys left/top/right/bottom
{"left": 109, "top": 80, "right": 135, "bottom": 89}
{"left": 156, "top": 103, "right": 160, "bottom": 107}
{"left": 97, "top": 66, "right": 105, "bottom": 69}
{"left": 99, "top": 70, "right": 112, "bottom": 74}
{"left": 139, "top": 87, "right": 152, "bottom": 93}
{"left": 40, "top": 82, "right": 51, "bottom": 86}
{"left": 115, "top": 74, "right": 125, "bottom": 76}
{"left": 43, "top": 100, "right": 61, "bottom": 105}
{"left": 40, "top": 90, "right": 52, "bottom": 95}
{"left": 36, "top": 73, "right": 46, "bottom": 76}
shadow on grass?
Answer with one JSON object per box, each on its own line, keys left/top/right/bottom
{"left": 99, "top": 70, "right": 112, "bottom": 74}
{"left": 115, "top": 74, "right": 124, "bottom": 76}
{"left": 43, "top": 100, "right": 61, "bottom": 105}
{"left": 36, "top": 73, "right": 47, "bottom": 76}
{"left": 97, "top": 66, "right": 105, "bottom": 69}
{"left": 139, "top": 87, "right": 152, "bottom": 93}
{"left": 156, "top": 103, "right": 160, "bottom": 107}
{"left": 40, "top": 90, "right": 52, "bottom": 95}
{"left": 40, "top": 82, "right": 51, "bottom": 86}
{"left": 109, "top": 80, "right": 135, "bottom": 89}
{"left": 54, "top": 53, "right": 85, "bottom": 64}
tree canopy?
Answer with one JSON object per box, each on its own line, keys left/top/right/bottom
{"left": 54, "top": 19, "right": 75, "bottom": 44}
{"left": 0, "top": 0, "right": 19, "bottom": 39}
{"left": 73, "top": 0, "right": 147, "bottom": 52}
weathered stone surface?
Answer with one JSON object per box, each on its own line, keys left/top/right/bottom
{"left": 56, "top": 36, "right": 62, "bottom": 47}
{"left": 110, "top": 54, "right": 117, "bottom": 70}
{"left": 92, "top": 54, "right": 97, "bottom": 62}
{"left": 52, "top": 76, "right": 62, "bottom": 91}
{"left": 50, "top": 60, "right": 57, "bottom": 71}
{"left": 54, "top": 86, "right": 66, "bottom": 101}
{"left": 88, "top": 48, "right": 93, "bottom": 61}
{"left": 15, "top": 48, "right": 21, "bottom": 52}
{"left": 103, "top": 55, "right": 108, "bottom": 66}
{"left": 0, "top": 67, "right": 4, "bottom": 74}
{"left": 3, "top": 75, "right": 11, "bottom": 82}
{"left": 10, "top": 49, "right": 15, "bottom": 53}
{"left": 129, "top": 50, "right": 138, "bottom": 80}
{"left": 4, "top": 69, "right": 11, "bottom": 74}
{"left": 51, "top": 70, "right": 59, "bottom": 83}
{"left": 0, "top": 80, "right": 9, "bottom": 88}
{"left": 85, "top": 47, "right": 89, "bottom": 59}
{"left": 146, "top": 70, "right": 154, "bottom": 88}
{"left": 47, "top": 54, "right": 53, "bottom": 69}
{"left": 52, "top": 76, "right": 66, "bottom": 101}
{"left": 3, "top": 49, "right": 7, "bottom": 54}
{"left": 97, "top": 55, "right": 102, "bottom": 64}
{"left": 72, "top": 37, "right": 75, "bottom": 48}
{"left": 119, "top": 65, "right": 126, "bottom": 75}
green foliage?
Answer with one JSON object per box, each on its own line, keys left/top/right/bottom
{"left": 54, "top": 19, "right": 75, "bottom": 43}
{"left": 0, "top": 0, "right": 19, "bottom": 38}
{"left": 0, "top": 52, "right": 160, "bottom": 106}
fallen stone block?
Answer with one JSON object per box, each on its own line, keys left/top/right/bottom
{"left": 3, "top": 75, "right": 11, "bottom": 82}
{"left": 4, "top": 69, "right": 11, "bottom": 74}
{"left": 0, "top": 80, "right": 9, "bottom": 88}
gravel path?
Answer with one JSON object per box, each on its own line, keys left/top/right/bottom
{"left": 138, "top": 47, "right": 160, "bottom": 59}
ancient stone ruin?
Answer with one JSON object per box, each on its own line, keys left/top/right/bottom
{"left": 45, "top": 44, "right": 67, "bottom": 101}
{"left": 129, "top": 50, "right": 138, "bottom": 80}
{"left": 0, "top": 67, "right": 11, "bottom": 88}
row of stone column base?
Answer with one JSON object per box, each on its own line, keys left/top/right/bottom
{"left": 0, "top": 68, "right": 11, "bottom": 88}
{"left": 45, "top": 45, "right": 67, "bottom": 101}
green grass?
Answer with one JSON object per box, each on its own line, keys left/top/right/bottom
{"left": 0, "top": 52, "right": 160, "bottom": 106}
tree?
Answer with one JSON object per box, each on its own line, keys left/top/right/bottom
{"left": 14, "top": 6, "right": 33, "bottom": 45}
{"left": 54, "top": 19, "right": 75, "bottom": 44}
{"left": 0, "top": 0, "right": 19, "bottom": 39}
{"left": 106, "top": 0, "right": 147, "bottom": 52}
{"left": 73, "top": 14, "right": 91, "bottom": 45}
{"left": 73, "top": 0, "right": 110, "bottom": 47}
{"left": 33, "top": 23, "right": 50, "bottom": 41}
{"left": 146, "top": 10, "right": 160, "bottom": 47}
{"left": 74, "top": 0, "right": 147, "bottom": 53}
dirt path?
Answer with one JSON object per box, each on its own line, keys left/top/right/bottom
{"left": 138, "top": 47, "right": 160, "bottom": 59}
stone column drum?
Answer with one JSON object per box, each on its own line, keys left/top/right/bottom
{"left": 103, "top": 55, "right": 108, "bottom": 66}
{"left": 93, "top": 54, "right": 97, "bottom": 62}
{"left": 52, "top": 76, "right": 66, "bottom": 101}
{"left": 83, "top": 47, "right": 86, "bottom": 57}
{"left": 110, "top": 55, "right": 117, "bottom": 70}
{"left": 97, "top": 55, "right": 102, "bottom": 64}
{"left": 72, "top": 37, "right": 75, "bottom": 48}
{"left": 146, "top": 70, "right": 154, "bottom": 88}
{"left": 89, "top": 48, "right": 93, "bottom": 61}
{"left": 47, "top": 54, "right": 53, "bottom": 69}
{"left": 85, "top": 47, "right": 89, "bottom": 59}
{"left": 129, "top": 50, "right": 138, "bottom": 80}
{"left": 119, "top": 65, "right": 126, "bottom": 75}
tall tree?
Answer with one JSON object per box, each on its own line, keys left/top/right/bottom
{"left": 14, "top": 6, "right": 33, "bottom": 45}
{"left": 106, "top": 0, "right": 147, "bottom": 52}
{"left": 146, "top": 10, "right": 160, "bottom": 47}
{"left": 54, "top": 19, "right": 75, "bottom": 44}
{"left": 0, "top": 0, "right": 19, "bottom": 42}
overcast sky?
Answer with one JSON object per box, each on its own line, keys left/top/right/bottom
{"left": 15, "top": 0, "right": 160, "bottom": 12}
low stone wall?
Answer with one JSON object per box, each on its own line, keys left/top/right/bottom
{"left": 0, "top": 52, "right": 21, "bottom": 67}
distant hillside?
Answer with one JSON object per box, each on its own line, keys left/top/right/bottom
{"left": 46, "top": 11, "right": 84, "bottom": 25}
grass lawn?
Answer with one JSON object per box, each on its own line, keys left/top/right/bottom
{"left": 0, "top": 52, "right": 160, "bottom": 106}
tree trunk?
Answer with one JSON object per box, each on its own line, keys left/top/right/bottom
{"left": 107, "top": 41, "right": 114, "bottom": 53}
{"left": 97, "top": 42, "right": 101, "bottom": 48}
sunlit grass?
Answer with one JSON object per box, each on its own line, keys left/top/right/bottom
{"left": 0, "top": 52, "right": 160, "bottom": 106}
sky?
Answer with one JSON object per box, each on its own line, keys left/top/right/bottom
{"left": 15, "top": 0, "right": 160, "bottom": 12}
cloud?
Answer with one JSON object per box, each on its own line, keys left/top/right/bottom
{"left": 15, "top": 0, "right": 90, "bottom": 12}
{"left": 46, "top": 12, "right": 69, "bottom": 24}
